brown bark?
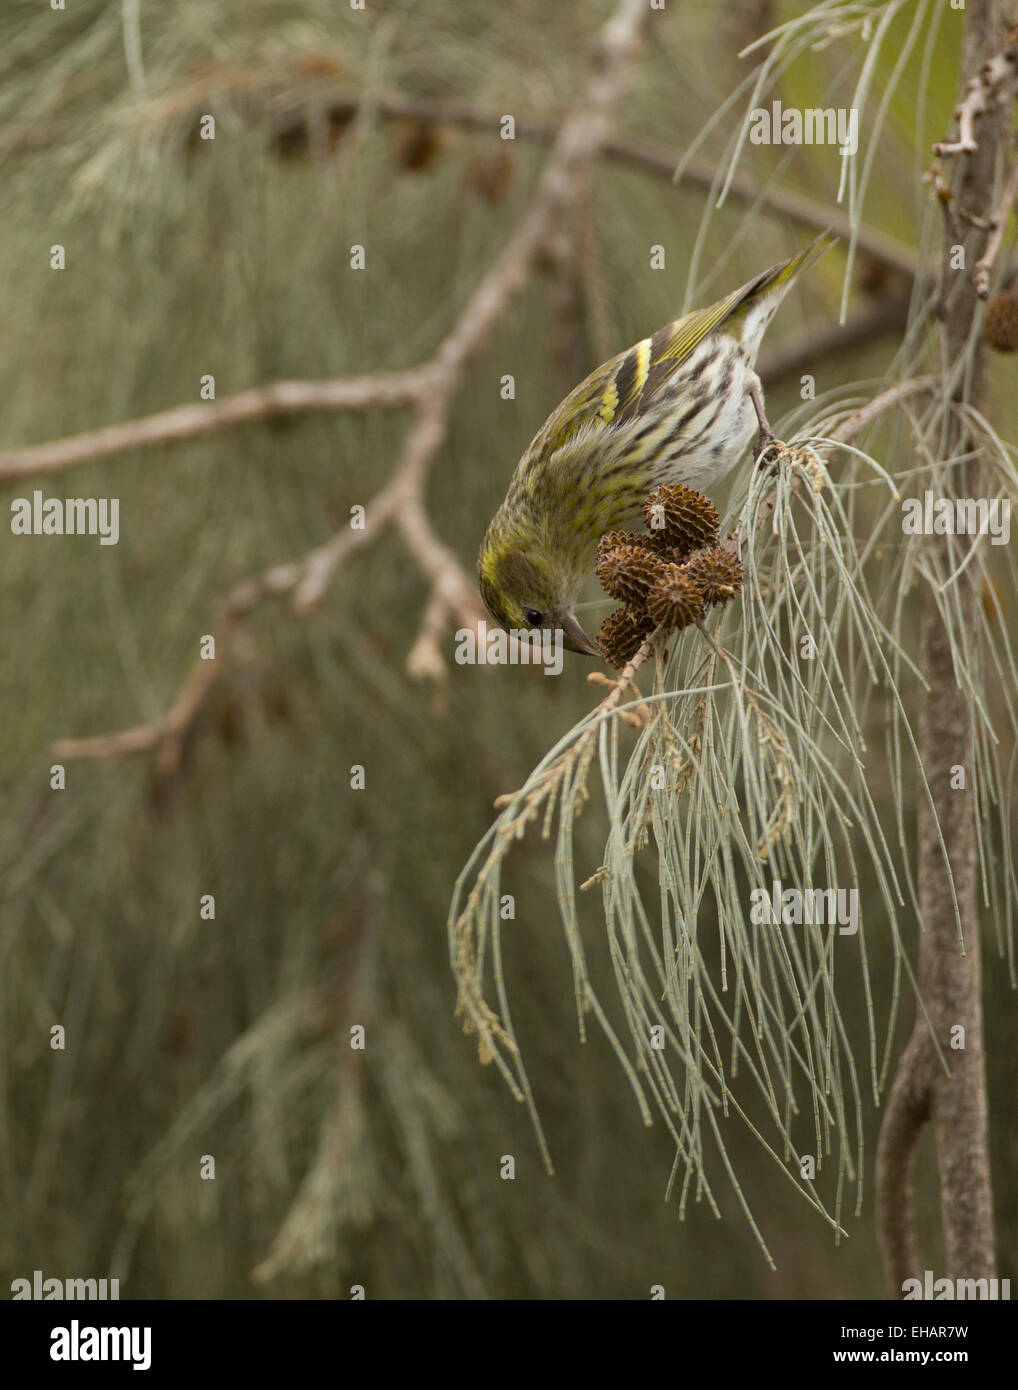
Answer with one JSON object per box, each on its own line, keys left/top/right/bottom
{"left": 875, "top": 0, "right": 1006, "bottom": 1293}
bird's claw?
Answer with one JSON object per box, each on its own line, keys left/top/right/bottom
{"left": 753, "top": 430, "right": 780, "bottom": 472}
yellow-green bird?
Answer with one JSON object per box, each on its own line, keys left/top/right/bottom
{"left": 478, "top": 232, "right": 835, "bottom": 655}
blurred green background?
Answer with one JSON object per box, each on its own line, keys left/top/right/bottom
{"left": 0, "top": 0, "right": 1014, "bottom": 1298}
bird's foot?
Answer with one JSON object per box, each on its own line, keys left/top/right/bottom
{"left": 753, "top": 429, "right": 781, "bottom": 472}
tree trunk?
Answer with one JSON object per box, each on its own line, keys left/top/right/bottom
{"left": 875, "top": 0, "right": 1004, "bottom": 1293}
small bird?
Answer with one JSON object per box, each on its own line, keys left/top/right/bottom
{"left": 478, "top": 232, "right": 835, "bottom": 656}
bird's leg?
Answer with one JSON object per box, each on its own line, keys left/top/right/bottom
{"left": 750, "top": 382, "right": 778, "bottom": 466}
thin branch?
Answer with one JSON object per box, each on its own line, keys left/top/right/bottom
{"left": 0, "top": 371, "right": 430, "bottom": 486}
{"left": 875, "top": 1029, "right": 931, "bottom": 1287}
{"left": 295, "top": 95, "right": 919, "bottom": 280}
{"left": 50, "top": 0, "right": 654, "bottom": 764}
{"left": 973, "top": 155, "right": 1018, "bottom": 297}
{"left": 932, "top": 46, "right": 1018, "bottom": 157}
{"left": 52, "top": 552, "right": 311, "bottom": 769}
{"left": 759, "top": 296, "right": 910, "bottom": 388}
{"left": 1, "top": 97, "right": 920, "bottom": 489}
{"left": 825, "top": 376, "right": 938, "bottom": 444}
{"left": 721, "top": 376, "right": 936, "bottom": 558}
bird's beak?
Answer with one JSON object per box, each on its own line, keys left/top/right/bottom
{"left": 558, "top": 612, "right": 600, "bottom": 657}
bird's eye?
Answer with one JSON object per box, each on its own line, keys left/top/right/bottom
{"left": 524, "top": 609, "right": 543, "bottom": 628}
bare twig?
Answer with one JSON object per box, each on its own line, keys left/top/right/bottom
{"left": 932, "top": 46, "right": 1018, "bottom": 157}
{"left": 719, "top": 376, "right": 936, "bottom": 558}
{"left": 0, "top": 372, "right": 429, "bottom": 485}
{"left": 759, "top": 297, "right": 910, "bottom": 388}
{"left": 50, "top": 0, "right": 654, "bottom": 764}
{"left": 1, "top": 97, "right": 921, "bottom": 492}
{"left": 824, "top": 376, "right": 938, "bottom": 445}
{"left": 973, "top": 156, "right": 1018, "bottom": 296}
{"left": 52, "top": 553, "right": 308, "bottom": 769}
{"left": 6, "top": 86, "right": 918, "bottom": 279}
{"left": 306, "top": 98, "right": 917, "bottom": 280}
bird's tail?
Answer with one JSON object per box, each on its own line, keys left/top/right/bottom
{"left": 733, "top": 229, "right": 837, "bottom": 357}
{"left": 751, "top": 229, "right": 837, "bottom": 300}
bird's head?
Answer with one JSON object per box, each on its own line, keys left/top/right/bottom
{"left": 477, "top": 512, "right": 600, "bottom": 657}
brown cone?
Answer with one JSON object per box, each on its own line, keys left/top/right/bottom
{"left": 683, "top": 547, "right": 744, "bottom": 606}
{"left": 643, "top": 484, "right": 720, "bottom": 556}
{"left": 984, "top": 288, "right": 1018, "bottom": 352}
{"left": 596, "top": 606, "right": 654, "bottom": 668}
{"left": 595, "top": 529, "right": 652, "bottom": 559}
{"left": 594, "top": 543, "right": 665, "bottom": 605}
{"left": 647, "top": 563, "right": 706, "bottom": 631}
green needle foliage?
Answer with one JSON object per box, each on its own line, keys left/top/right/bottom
{"left": 452, "top": 0, "right": 1018, "bottom": 1270}
{"left": 1, "top": 0, "right": 1015, "bottom": 1299}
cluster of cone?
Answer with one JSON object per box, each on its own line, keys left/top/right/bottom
{"left": 594, "top": 483, "right": 744, "bottom": 668}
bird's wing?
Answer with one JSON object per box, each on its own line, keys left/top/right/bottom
{"left": 517, "top": 234, "right": 837, "bottom": 492}
{"left": 529, "top": 233, "right": 836, "bottom": 453}
{"left": 521, "top": 285, "right": 752, "bottom": 475}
